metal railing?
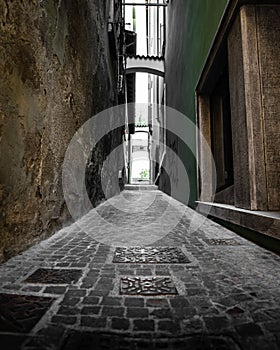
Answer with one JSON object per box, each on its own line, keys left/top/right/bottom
{"left": 123, "top": 3, "right": 167, "bottom": 7}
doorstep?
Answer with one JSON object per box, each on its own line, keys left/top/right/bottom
{"left": 196, "top": 201, "right": 280, "bottom": 240}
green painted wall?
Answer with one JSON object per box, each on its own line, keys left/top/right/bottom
{"left": 164, "top": 0, "right": 229, "bottom": 206}
{"left": 182, "top": 0, "right": 228, "bottom": 117}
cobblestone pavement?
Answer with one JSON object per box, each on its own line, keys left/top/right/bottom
{"left": 0, "top": 190, "right": 279, "bottom": 350}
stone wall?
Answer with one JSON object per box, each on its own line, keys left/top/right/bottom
{"left": 0, "top": 0, "right": 120, "bottom": 262}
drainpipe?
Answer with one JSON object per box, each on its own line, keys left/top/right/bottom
{"left": 146, "top": 0, "right": 149, "bottom": 55}
{"left": 132, "top": 3, "right": 136, "bottom": 32}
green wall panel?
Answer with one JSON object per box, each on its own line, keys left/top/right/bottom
{"left": 165, "top": 0, "right": 228, "bottom": 206}
{"left": 182, "top": 0, "right": 228, "bottom": 117}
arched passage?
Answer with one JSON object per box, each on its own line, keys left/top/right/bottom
{"left": 126, "top": 55, "right": 165, "bottom": 77}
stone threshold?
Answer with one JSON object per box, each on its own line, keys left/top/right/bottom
{"left": 124, "top": 184, "right": 158, "bottom": 190}
{"left": 196, "top": 201, "right": 280, "bottom": 240}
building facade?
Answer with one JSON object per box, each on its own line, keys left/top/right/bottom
{"left": 161, "top": 0, "right": 280, "bottom": 241}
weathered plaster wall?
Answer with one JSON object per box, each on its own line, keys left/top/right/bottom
{"left": 161, "top": 0, "right": 228, "bottom": 206}
{"left": 0, "top": 0, "right": 120, "bottom": 262}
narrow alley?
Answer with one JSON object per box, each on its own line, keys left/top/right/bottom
{"left": 0, "top": 1, "right": 280, "bottom": 349}
{"left": 0, "top": 189, "right": 279, "bottom": 349}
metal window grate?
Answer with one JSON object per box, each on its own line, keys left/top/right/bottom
{"left": 113, "top": 247, "right": 190, "bottom": 263}
{"left": 120, "top": 276, "right": 178, "bottom": 295}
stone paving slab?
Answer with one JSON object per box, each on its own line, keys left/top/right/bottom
{"left": 0, "top": 190, "right": 279, "bottom": 349}
{"left": 0, "top": 293, "right": 54, "bottom": 333}
{"left": 23, "top": 269, "right": 83, "bottom": 284}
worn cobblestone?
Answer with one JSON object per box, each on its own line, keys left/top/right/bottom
{"left": 81, "top": 306, "right": 101, "bottom": 315}
{"left": 157, "top": 319, "right": 181, "bottom": 333}
{"left": 101, "top": 296, "right": 122, "bottom": 306}
{"left": 133, "top": 319, "right": 155, "bottom": 332}
{"left": 127, "top": 307, "right": 149, "bottom": 318}
{"left": 150, "top": 308, "right": 173, "bottom": 319}
{"left": 101, "top": 306, "right": 125, "bottom": 317}
{"left": 146, "top": 298, "right": 169, "bottom": 308}
{"left": 80, "top": 316, "right": 107, "bottom": 328}
{"left": 111, "top": 317, "right": 130, "bottom": 331}
{"left": 124, "top": 297, "right": 145, "bottom": 307}
{"left": 82, "top": 296, "right": 100, "bottom": 305}
{"left": 44, "top": 286, "right": 67, "bottom": 294}
{"left": 0, "top": 190, "right": 279, "bottom": 349}
{"left": 51, "top": 315, "right": 77, "bottom": 325}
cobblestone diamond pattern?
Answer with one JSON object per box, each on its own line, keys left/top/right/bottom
{"left": 24, "top": 268, "right": 82, "bottom": 284}
{"left": 120, "top": 277, "right": 178, "bottom": 295}
{"left": 113, "top": 247, "right": 189, "bottom": 263}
